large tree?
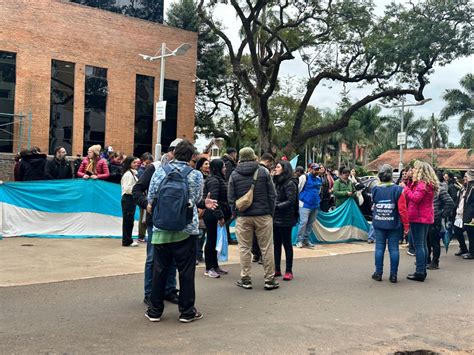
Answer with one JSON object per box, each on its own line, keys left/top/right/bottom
{"left": 197, "top": 0, "right": 472, "bottom": 153}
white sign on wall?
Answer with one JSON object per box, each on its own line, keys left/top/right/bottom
{"left": 397, "top": 132, "right": 407, "bottom": 146}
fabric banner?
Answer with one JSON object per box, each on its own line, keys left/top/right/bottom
{"left": 230, "top": 199, "right": 369, "bottom": 244}
{"left": 0, "top": 180, "right": 139, "bottom": 238}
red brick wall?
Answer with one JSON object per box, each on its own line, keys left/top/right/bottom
{"left": 0, "top": 0, "right": 197, "bottom": 156}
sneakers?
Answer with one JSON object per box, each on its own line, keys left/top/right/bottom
{"left": 179, "top": 310, "right": 203, "bottom": 323}
{"left": 304, "top": 242, "right": 315, "bottom": 249}
{"left": 204, "top": 269, "right": 220, "bottom": 278}
{"left": 137, "top": 237, "right": 146, "bottom": 243}
{"left": 455, "top": 249, "right": 469, "bottom": 257}
{"left": 295, "top": 242, "right": 304, "bottom": 248}
{"left": 274, "top": 271, "right": 282, "bottom": 277}
{"left": 252, "top": 255, "right": 260, "bottom": 263}
{"left": 463, "top": 254, "right": 474, "bottom": 259}
{"left": 427, "top": 262, "right": 439, "bottom": 270}
{"left": 407, "top": 250, "right": 415, "bottom": 256}
{"left": 124, "top": 241, "right": 139, "bottom": 247}
{"left": 236, "top": 278, "right": 253, "bottom": 289}
{"left": 264, "top": 279, "right": 280, "bottom": 290}
{"left": 215, "top": 267, "right": 228, "bottom": 275}
{"left": 283, "top": 272, "right": 293, "bottom": 281}
{"left": 145, "top": 310, "right": 161, "bottom": 322}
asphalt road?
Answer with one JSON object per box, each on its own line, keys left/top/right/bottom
{"left": 1, "top": 252, "right": 473, "bottom": 354}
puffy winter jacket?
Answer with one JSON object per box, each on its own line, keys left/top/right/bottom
{"left": 433, "top": 184, "right": 454, "bottom": 224}
{"left": 273, "top": 176, "right": 298, "bottom": 227}
{"left": 404, "top": 180, "right": 435, "bottom": 224}
{"left": 107, "top": 160, "right": 123, "bottom": 184}
{"left": 44, "top": 158, "right": 73, "bottom": 180}
{"left": 204, "top": 173, "right": 231, "bottom": 221}
{"left": 19, "top": 154, "right": 47, "bottom": 181}
{"left": 228, "top": 161, "right": 276, "bottom": 217}
{"left": 77, "top": 157, "right": 110, "bottom": 180}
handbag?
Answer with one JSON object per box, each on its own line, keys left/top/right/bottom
{"left": 235, "top": 168, "right": 259, "bottom": 212}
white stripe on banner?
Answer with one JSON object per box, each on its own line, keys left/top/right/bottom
{"left": 312, "top": 220, "right": 368, "bottom": 243}
{"left": 0, "top": 202, "right": 138, "bottom": 238}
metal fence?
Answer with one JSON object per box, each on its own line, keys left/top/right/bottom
{"left": 0, "top": 112, "right": 32, "bottom": 153}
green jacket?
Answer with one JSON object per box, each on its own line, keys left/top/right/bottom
{"left": 333, "top": 178, "right": 355, "bottom": 207}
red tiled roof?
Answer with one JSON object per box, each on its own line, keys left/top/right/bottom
{"left": 366, "top": 149, "right": 473, "bottom": 171}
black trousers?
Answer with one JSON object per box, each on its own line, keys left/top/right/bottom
{"left": 121, "top": 194, "right": 135, "bottom": 246}
{"left": 427, "top": 223, "right": 441, "bottom": 264}
{"left": 149, "top": 235, "right": 197, "bottom": 318}
{"left": 454, "top": 225, "right": 474, "bottom": 255}
{"left": 203, "top": 213, "right": 219, "bottom": 270}
{"left": 273, "top": 225, "right": 294, "bottom": 273}
{"left": 252, "top": 234, "right": 261, "bottom": 257}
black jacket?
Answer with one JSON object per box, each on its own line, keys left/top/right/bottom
{"left": 44, "top": 158, "right": 73, "bottom": 180}
{"left": 108, "top": 161, "right": 123, "bottom": 184}
{"left": 273, "top": 176, "right": 298, "bottom": 227}
{"left": 228, "top": 161, "right": 276, "bottom": 217}
{"left": 204, "top": 173, "right": 231, "bottom": 221}
{"left": 222, "top": 154, "right": 237, "bottom": 182}
{"left": 132, "top": 163, "right": 156, "bottom": 226}
{"left": 19, "top": 154, "right": 47, "bottom": 181}
{"left": 463, "top": 182, "right": 474, "bottom": 224}
{"left": 447, "top": 181, "right": 459, "bottom": 203}
{"left": 433, "top": 185, "right": 455, "bottom": 224}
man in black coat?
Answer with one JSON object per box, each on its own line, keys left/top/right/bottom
{"left": 18, "top": 147, "right": 47, "bottom": 181}
{"left": 228, "top": 147, "right": 278, "bottom": 290}
{"left": 222, "top": 148, "right": 237, "bottom": 182}
{"left": 44, "top": 146, "right": 73, "bottom": 180}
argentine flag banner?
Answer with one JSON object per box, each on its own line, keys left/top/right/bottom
{"left": 0, "top": 180, "right": 139, "bottom": 238}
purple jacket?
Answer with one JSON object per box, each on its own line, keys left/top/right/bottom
{"left": 404, "top": 180, "right": 435, "bottom": 224}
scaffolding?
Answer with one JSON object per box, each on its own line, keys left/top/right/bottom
{"left": 0, "top": 112, "right": 32, "bottom": 153}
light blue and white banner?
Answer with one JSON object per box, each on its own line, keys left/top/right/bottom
{"left": 0, "top": 180, "right": 139, "bottom": 238}
{"left": 230, "top": 199, "right": 369, "bottom": 243}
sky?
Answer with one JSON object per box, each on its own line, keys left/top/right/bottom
{"left": 164, "top": 0, "right": 473, "bottom": 151}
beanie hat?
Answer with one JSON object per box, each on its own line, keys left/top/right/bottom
{"left": 89, "top": 144, "right": 101, "bottom": 156}
{"left": 239, "top": 147, "right": 256, "bottom": 162}
{"left": 466, "top": 169, "right": 474, "bottom": 182}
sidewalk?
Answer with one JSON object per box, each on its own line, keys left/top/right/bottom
{"left": 0, "top": 237, "right": 374, "bottom": 287}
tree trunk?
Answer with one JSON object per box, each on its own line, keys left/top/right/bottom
{"left": 257, "top": 97, "right": 271, "bottom": 154}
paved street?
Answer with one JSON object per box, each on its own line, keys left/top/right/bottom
{"left": 1, "top": 250, "right": 473, "bottom": 354}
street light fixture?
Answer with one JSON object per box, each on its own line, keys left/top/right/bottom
{"left": 139, "top": 43, "right": 192, "bottom": 160}
{"left": 380, "top": 97, "right": 432, "bottom": 172}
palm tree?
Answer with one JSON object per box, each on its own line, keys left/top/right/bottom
{"left": 378, "top": 109, "right": 426, "bottom": 148}
{"left": 441, "top": 73, "right": 474, "bottom": 134}
{"left": 419, "top": 113, "right": 450, "bottom": 149}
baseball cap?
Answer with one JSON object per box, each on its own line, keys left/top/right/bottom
{"left": 310, "top": 163, "right": 320, "bottom": 170}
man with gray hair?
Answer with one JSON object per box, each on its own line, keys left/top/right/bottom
{"left": 370, "top": 164, "right": 409, "bottom": 283}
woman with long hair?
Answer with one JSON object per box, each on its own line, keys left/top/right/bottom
{"left": 77, "top": 144, "right": 110, "bottom": 180}
{"left": 121, "top": 156, "right": 140, "bottom": 247}
{"left": 273, "top": 160, "right": 298, "bottom": 281}
{"left": 402, "top": 160, "right": 438, "bottom": 281}
{"left": 195, "top": 157, "right": 210, "bottom": 263}
{"left": 203, "top": 159, "right": 231, "bottom": 278}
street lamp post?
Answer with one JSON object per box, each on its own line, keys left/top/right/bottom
{"left": 139, "top": 43, "right": 192, "bottom": 160}
{"left": 381, "top": 98, "right": 432, "bottom": 172}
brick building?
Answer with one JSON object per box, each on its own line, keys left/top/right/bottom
{"left": 0, "top": 0, "right": 197, "bottom": 158}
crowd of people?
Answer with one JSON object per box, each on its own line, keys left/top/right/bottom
{"left": 10, "top": 139, "right": 473, "bottom": 324}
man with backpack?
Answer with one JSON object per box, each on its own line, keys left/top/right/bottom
{"left": 145, "top": 140, "right": 205, "bottom": 323}
{"left": 228, "top": 147, "right": 278, "bottom": 291}
{"left": 296, "top": 163, "right": 322, "bottom": 249}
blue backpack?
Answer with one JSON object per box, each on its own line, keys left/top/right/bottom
{"left": 153, "top": 164, "right": 193, "bottom": 231}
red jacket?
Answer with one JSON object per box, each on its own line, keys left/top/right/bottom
{"left": 404, "top": 180, "right": 435, "bottom": 224}
{"left": 77, "top": 157, "right": 110, "bottom": 180}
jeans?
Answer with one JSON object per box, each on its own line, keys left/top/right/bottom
{"left": 149, "top": 235, "right": 197, "bottom": 318}
{"left": 427, "top": 223, "right": 441, "bottom": 264}
{"left": 408, "top": 231, "right": 415, "bottom": 254}
{"left": 374, "top": 227, "right": 402, "bottom": 276}
{"left": 297, "top": 207, "right": 318, "bottom": 244}
{"left": 274, "top": 225, "right": 293, "bottom": 273}
{"left": 121, "top": 194, "right": 135, "bottom": 246}
{"left": 411, "top": 222, "right": 430, "bottom": 274}
{"left": 144, "top": 225, "right": 177, "bottom": 298}
{"left": 197, "top": 228, "right": 206, "bottom": 260}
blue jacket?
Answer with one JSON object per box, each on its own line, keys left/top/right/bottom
{"left": 299, "top": 173, "right": 322, "bottom": 210}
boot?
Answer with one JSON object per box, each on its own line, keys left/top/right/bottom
{"left": 407, "top": 273, "right": 426, "bottom": 282}
{"left": 427, "top": 262, "right": 439, "bottom": 270}
{"left": 371, "top": 272, "right": 382, "bottom": 281}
